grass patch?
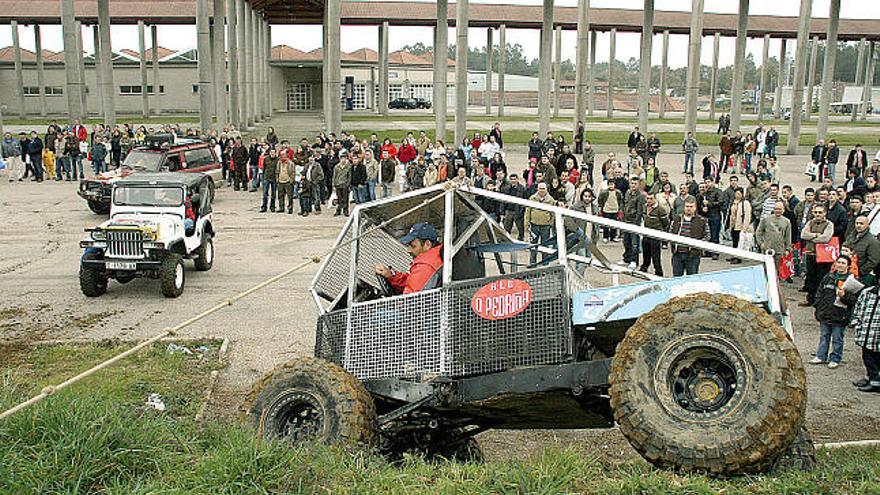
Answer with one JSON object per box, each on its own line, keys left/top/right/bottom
{"left": 2, "top": 342, "right": 880, "bottom": 493}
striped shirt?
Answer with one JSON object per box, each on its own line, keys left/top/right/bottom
{"left": 852, "top": 288, "right": 880, "bottom": 352}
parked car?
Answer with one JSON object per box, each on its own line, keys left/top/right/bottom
{"left": 79, "top": 173, "right": 215, "bottom": 298}
{"left": 413, "top": 97, "right": 432, "bottom": 109}
{"left": 388, "top": 98, "right": 418, "bottom": 110}
{"left": 78, "top": 135, "right": 221, "bottom": 214}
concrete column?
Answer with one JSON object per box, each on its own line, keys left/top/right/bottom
{"left": 709, "top": 33, "right": 720, "bottom": 121}
{"left": 11, "top": 21, "right": 24, "bottom": 118}
{"left": 786, "top": 0, "right": 813, "bottom": 155}
{"left": 454, "top": 0, "right": 470, "bottom": 145}
{"left": 658, "top": 30, "right": 669, "bottom": 119}
{"left": 227, "top": 0, "right": 240, "bottom": 127}
{"left": 757, "top": 34, "right": 770, "bottom": 121}
{"left": 251, "top": 8, "right": 260, "bottom": 122}
{"left": 729, "top": 0, "right": 749, "bottom": 132}
{"left": 774, "top": 39, "right": 786, "bottom": 119}
{"left": 862, "top": 42, "right": 875, "bottom": 121}
{"left": 61, "top": 0, "right": 84, "bottom": 120}
{"left": 538, "top": 0, "right": 554, "bottom": 135}
{"left": 264, "top": 21, "right": 272, "bottom": 119}
{"left": 76, "top": 21, "right": 88, "bottom": 116}
{"left": 97, "top": 0, "right": 115, "bottom": 126}
{"left": 498, "top": 24, "right": 506, "bottom": 118}
{"left": 212, "top": 0, "right": 228, "bottom": 128}
{"left": 242, "top": 3, "right": 253, "bottom": 128}
{"left": 684, "top": 0, "right": 705, "bottom": 137}
{"left": 35, "top": 25, "right": 48, "bottom": 117}
{"left": 816, "top": 0, "right": 841, "bottom": 140}
{"left": 325, "top": 0, "right": 342, "bottom": 134}
{"left": 151, "top": 25, "right": 161, "bottom": 114}
{"left": 92, "top": 26, "right": 104, "bottom": 119}
{"left": 852, "top": 39, "right": 866, "bottom": 122}
{"left": 485, "top": 27, "right": 493, "bottom": 115}
{"left": 606, "top": 28, "right": 616, "bottom": 119}
{"left": 573, "top": 0, "right": 591, "bottom": 127}
{"left": 196, "top": 0, "right": 214, "bottom": 131}
{"left": 553, "top": 25, "right": 562, "bottom": 118}
{"left": 138, "top": 20, "right": 149, "bottom": 117}
{"left": 588, "top": 30, "right": 596, "bottom": 116}
{"left": 378, "top": 21, "right": 389, "bottom": 116}
{"left": 434, "top": 0, "right": 448, "bottom": 140}
{"left": 804, "top": 35, "right": 819, "bottom": 120}
{"left": 637, "top": 0, "right": 655, "bottom": 132}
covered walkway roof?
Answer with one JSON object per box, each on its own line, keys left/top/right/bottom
{"left": 0, "top": 1, "right": 877, "bottom": 41}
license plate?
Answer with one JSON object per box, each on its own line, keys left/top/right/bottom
{"left": 107, "top": 261, "right": 137, "bottom": 271}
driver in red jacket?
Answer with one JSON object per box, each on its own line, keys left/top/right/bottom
{"left": 374, "top": 222, "right": 443, "bottom": 294}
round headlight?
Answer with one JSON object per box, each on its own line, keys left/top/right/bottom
{"left": 90, "top": 230, "right": 106, "bottom": 241}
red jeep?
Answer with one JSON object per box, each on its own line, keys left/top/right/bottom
{"left": 78, "top": 135, "right": 222, "bottom": 214}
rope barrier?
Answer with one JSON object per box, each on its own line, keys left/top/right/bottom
{"left": 0, "top": 189, "right": 449, "bottom": 422}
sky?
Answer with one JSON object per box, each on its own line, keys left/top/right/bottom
{"left": 1, "top": 0, "right": 879, "bottom": 69}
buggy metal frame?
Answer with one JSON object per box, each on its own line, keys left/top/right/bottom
{"left": 308, "top": 182, "right": 786, "bottom": 383}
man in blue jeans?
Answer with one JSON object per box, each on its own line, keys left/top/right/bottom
{"left": 811, "top": 255, "right": 858, "bottom": 369}
{"left": 681, "top": 132, "right": 699, "bottom": 174}
{"left": 525, "top": 182, "right": 556, "bottom": 266}
{"left": 699, "top": 178, "right": 724, "bottom": 260}
{"left": 622, "top": 176, "right": 646, "bottom": 269}
{"left": 668, "top": 197, "right": 710, "bottom": 276}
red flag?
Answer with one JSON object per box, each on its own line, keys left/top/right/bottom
{"left": 779, "top": 250, "right": 794, "bottom": 280}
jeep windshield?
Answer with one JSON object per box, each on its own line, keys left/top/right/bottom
{"left": 122, "top": 150, "right": 163, "bottom": 171}
{"left": 113, "top": 186, "right": 184, "bottom": 207}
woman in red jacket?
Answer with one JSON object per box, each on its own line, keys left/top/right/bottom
{"left": 381, "top": 138, "right": 398, "bottom": 159}
{"left": 398, "top": 139, "right": 417, "bottom": 164}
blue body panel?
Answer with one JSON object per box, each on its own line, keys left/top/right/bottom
{"left": 572, "top": 266, "right": 769, "bottom": 325}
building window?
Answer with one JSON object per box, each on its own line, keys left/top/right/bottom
{"left": 409, "top": 83, "right": 432, "bottom": 100}
{"left": 23, "top": 87, "right": 39, "bottom": 96}
{"left": 23, "top": 87, "right": 65, "bottom": 96}
{"left": 46, "top": 87, "right": 64, "bottom": 96}
{"left": 388, "top": 71, "right": 399, "bottom": 79}
{"left": 120, "top": 85, "right": 164, "bottom": 95}
{"left": 286, "top": 83, "right": 312, "bottom": 111}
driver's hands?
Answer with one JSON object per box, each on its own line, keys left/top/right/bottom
{"left": 374, "top": 264, "right": 392, "bottom": 278}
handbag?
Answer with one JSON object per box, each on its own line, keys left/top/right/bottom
{"left": 804, "top": 161, "right": 817, "bottom": 177}
{"left": 738, "top": 231, "right": 755, "bottom": 252}
{"left": 816, "top": 237, "right": 840, "bottom": 264}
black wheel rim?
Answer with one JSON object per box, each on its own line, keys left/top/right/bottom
{"left": 653, "top": 335, "right": 750, "bottom": 422}
{"left": 266, "top": 390, "right": 326, "bottom": 446}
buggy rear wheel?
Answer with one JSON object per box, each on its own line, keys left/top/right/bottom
{"left": 245, "top": 356, "right": 376, "bottom": 449}
{"left": 610, "top": 293, "right": 807, "bottom": 475}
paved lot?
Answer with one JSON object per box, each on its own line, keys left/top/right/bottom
{"left": 1, "top": 125, "right": 879, "bottom": 461}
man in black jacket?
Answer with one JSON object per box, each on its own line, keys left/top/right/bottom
{"left": 669, "top": 197, "right": 710, "bottom": 276}
{"left": 700, "top": 178, "right": 724, "bottom": 259}
{"left": 846, "top": 143, "right": 869, "bottom": 177}
{"left": 626, "top": 126, "right": 644, "bottom": 151}
{"left": 825, "top": 189, "right": 849, "bottom": 241}
{"left": 230, "top": 138, "right": 250, "bottom": 191}
{"left": 500, "top": 173, "right": 528, "bottom": 240}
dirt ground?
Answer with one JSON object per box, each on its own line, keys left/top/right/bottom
{"left": 1, "top": 140, "right": 878, "bottom": 463}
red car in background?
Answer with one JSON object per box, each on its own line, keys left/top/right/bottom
{"left": 79, "top": 135, "right": 221, "bottom": 214}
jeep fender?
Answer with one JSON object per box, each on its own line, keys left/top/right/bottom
{"left": 203, "top": 220, "right": 215, "bottom": 237}
{"left": 166, "top": 240, "right": 188, "bottom": 255}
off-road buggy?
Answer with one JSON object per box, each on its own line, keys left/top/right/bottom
{"left": 78, "top": 134, "right": 222, "bottom": 214}
{"left": 79, "top": 173, "right": 216, "bottom": 298}
{"left": 246, "top": 182, "right": 811, "bottom": 474}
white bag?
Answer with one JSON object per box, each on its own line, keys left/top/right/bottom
{"left": 738, "top": 231, "right": 755, "bottom": 252}
{"left": 804, "top": 161, "right": 817, "bottom": 178}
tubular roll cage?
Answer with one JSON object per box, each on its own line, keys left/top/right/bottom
{"left": 308, "top": 182, "right": 787, "bottom": 370}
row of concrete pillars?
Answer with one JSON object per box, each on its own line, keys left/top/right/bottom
{"left": 8, "top": 0, "right": 872, "bottom": 154}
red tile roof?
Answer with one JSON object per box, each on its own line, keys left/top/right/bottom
{"left": 0, "top": 46, "right": 65, "bottom": 63}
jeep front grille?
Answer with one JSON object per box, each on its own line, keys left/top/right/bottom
{"left": 106, "top": 230, "right": 146, "bottom": 259}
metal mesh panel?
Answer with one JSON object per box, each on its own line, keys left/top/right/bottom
{"left": 347, "top": 289, "right": 446, "bottom": 380}
{"left": 446, "top": 266, "right": 572, "bottom": 377}
{"left": 312, "top": 225, "right": 353, "bottom": 301}
{"left": 315, "top": 310, "right": 347, "bottom": 363}
{"left": 354, "top": 225, "right": 413, "bottom": 290}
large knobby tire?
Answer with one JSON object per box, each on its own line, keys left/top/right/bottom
{"left": 609, "top": 293, "right": 807, "bottom": 475}
{"left": 194, "top": 235, "right": 214, "bottom": 271}
{"left": 159, "top": 254, "right": 185, "bottom": 298}
{"left": 79, "top": 253, "right": 108, "bottom": 297}
{"left": 244, "top": 356, "right": 376, "bottom": 449}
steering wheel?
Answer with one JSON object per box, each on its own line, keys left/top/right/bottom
{"left": 375, "top": 273, "right": 397, "bottom": 297}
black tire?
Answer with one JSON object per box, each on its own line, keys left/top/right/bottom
{"left": 245, "top": 356, "right": 376, "bottom": 449}
{"left": 79, "top": 253, "right": 108, "bottom": 297}
{"left": 88, "top": 200, "right": 110, "bottom": 215}
{"left": 609, "top": 293, "right": 807, "bottom": 475}
{"left": 159, "top": 254, "right": 185, "bottom": 298}
{"left": 772, "top": 427, "right": 817, "bottom": 472}
{"left": 194, "top": 235, "right": 214, "bottom": 271}
{"left": 433, "top": 434, "right": 483, "bottom": 463}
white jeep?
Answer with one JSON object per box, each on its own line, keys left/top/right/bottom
{"left": 79, "top": 173, "right": 216, "bottom": 298}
